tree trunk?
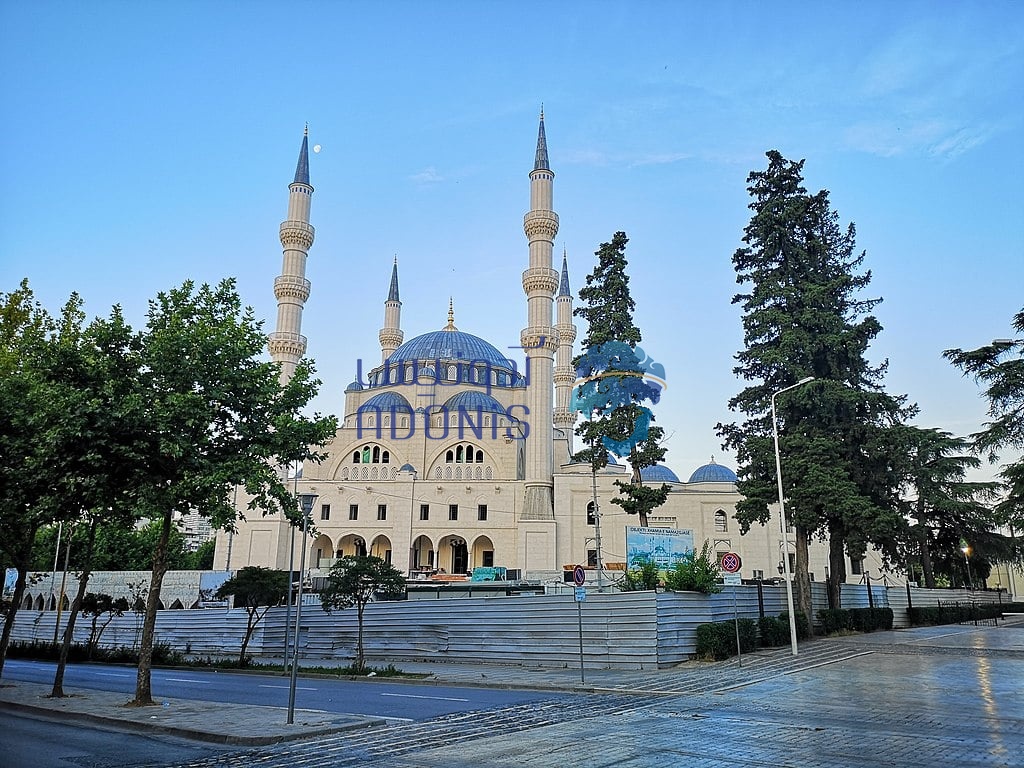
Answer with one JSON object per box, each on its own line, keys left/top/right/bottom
{"left": 239, "top": 606, "right": 258, "bottom": 667}
{"left": 355, "top": 603, "right": 365, "bottom": 672}
{"left": 52, "top": 520, "right": 97, "bottom": 697}
{"left": 919, "top": 529, "right": 936, "bottom": 589}
{"left": 827, "top": 524, "right": 847, "bottom": 610}
{"left": 795, "top": 525, "right": 814, "bottom": 637}
{"left": 0, "top": 525, "right": 38, "bottom": 680}
{"left": 132, "top": 510, "right": 172, "bottom": 706}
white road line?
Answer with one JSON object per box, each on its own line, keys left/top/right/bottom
{"left": 258, "top": 684, "right": 317, "bottom": 691}
{"left": 380, "top": 692, "right": 470, "bottom": 702}
{"left": 96, "top": 672, "right": 132, "bottom": 677}
{"left": 164, "top": 678, "right": 210, "bottom": 684}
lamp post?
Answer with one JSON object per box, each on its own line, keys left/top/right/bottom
{"left": 772, "top": 376, "right": 815, "bottom": 657}
{"left": 961, "top": 542, "right": 973, "bottom": 591}
{"left": 286, "top": 492, "right": 316, "bottom": 725}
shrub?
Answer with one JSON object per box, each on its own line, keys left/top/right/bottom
{"left": 695, "top": 619, "right": 758, "bottom": 661}
{"left": 848, "top": 607, "right": 893, "bottom": 632}
{"left": 909, "top": 602, "right": 1008, "bottom": 626}
{"left": 758, "top": 616, "right": 789, "bottom": 647}
{"left": 817, "top": 608, "right": 851, "bottom": 635}
{"left": 779, "top": 610, "right": 810, "bottom": 640}
{"left": 664, "top": 541, "right": 722, "bottom": 594}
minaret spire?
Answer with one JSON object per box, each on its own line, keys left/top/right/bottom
{"left": 521, "top": 110, "right": 559, "bottom": 521}
{"left": 444, "top": 297, "right": 458, "bottom": 331}
{"left": 269, "top": 128, "right": 315, "bottom": 384}
{"left": 554, "top": 247, "right": 577, "bottom": 455}
{"left": 379, "top": 258, "right": 404, "bottom": 361}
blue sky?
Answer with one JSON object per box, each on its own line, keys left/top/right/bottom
{"left": 2, "top": 1, "right": 1022, "bottom": 482}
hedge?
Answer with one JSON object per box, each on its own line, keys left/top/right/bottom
{"left": 758, "top": 616, "right": 789, "bottom": 647}
{"left": 907, "top": 601, "right": 1024, "bottom": 627}
{"left": 817, "top": 607, "right": 893, "bottom": 634}
{"left": 779, "top": 610, "right": 810, "bottom": 640}
{"left": 695, "top": 618, "right": 758, "bottom": 661}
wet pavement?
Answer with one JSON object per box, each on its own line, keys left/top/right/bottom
{"left": 2, "top": 617, "right": 1022, "bottom": 766}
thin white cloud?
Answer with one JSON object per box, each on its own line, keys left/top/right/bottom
{"left": 410, "top": 166, "right": 444, "bottom": 183}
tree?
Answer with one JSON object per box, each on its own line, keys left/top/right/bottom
{"left": 128, "top": 279, "right": 336, "bottom": 706}
{"left": 81, "top": 593, "right": 129, "bottom": 660}
{"left": 319, "top": 555, "right": 406, "bottom": 672}
{"left": 717, "top": 151, "right": 912, "bottom": 626}
{"left": 215, "top": 566, "right": 289, "bottom": 667}
{"left": 664, "top": 541, "right": 722, "bottom": 594}
{"left": 188, "top": 539, "right": 217, "bottom": 570}
{"left": 572, "top": 232, "right": 668, "bottom": 532}
{"left": 894, "top": 427, "right": 1000, "bottom": 588}
{"left": 945, "top": 306, "right": 1024, "bottom": 556}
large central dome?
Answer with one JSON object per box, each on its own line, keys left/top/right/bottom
{"left": 388, "top": 329, "right": 517, "bottom": 369}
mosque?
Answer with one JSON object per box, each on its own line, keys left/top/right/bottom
{"left": 212, "top": 115, "right": 846, "bottom": 586}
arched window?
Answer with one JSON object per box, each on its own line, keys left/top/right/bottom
{"left": 446, "top": 450, "right": 454, "bottom": 462}
{"left": 352, "top": 451, "right": 360, "bottom": 464}
{"left": 372, "top": 446, "right": 381, "bottom": 463}
{"left": 362, "top": 446, "right": 371, "bottom": 463}
{"left": 714, "top": 510, "right": 727, "bottom": 532}
{"left": 475, "top": 449, "right": 484, "bottom": 463}
{"left": 456, "top": 445, "right": 464, "bottom": 463}
{"left": 382, "top": 450, "right": 390, "bottom": 464}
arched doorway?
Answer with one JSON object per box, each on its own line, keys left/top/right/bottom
{"left": 370, "top": 535, "right": 393, "bottom": 565}
{"left": 311, "top": 533, "right": 334, "bottom": 569}
{"left": 337, "top": 533, "right": 367, "bottom": 558}
{"left": 411, "top": 535, "right": 434, "bottom": 572}
{"left": 444, "top": 535, "right": 468, "bottom": 575}
{"left": 471, "top": 535, "right": 495, "bottom": 570}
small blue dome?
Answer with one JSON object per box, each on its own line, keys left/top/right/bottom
{"left": 389, "top": 329, "right": 518, "bottom": 371}
{"left": 345, "top": 380, "right": 364, "bottom": 391}
{"left": 640, "top": 464, "right": 680, "bottom": 483}
{"left": 688, "top": 461, "right": 738, "bottom": 484}
{"left": 399, "top": 463, "right": 416, "bottom": 473}
{"left": 443, "top": 391, "right": 507, "bottom": 414}
{"left": 358, "top": 392, "right": 413, "bottom": 413}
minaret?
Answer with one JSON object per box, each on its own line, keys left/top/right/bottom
{"left": 268, "top": 126, "right": 315, "bottom": 384}
{"left": 379, "top": 258, "right": 404, "bottom": 361}
{"left": 520, "top": 109, "right": 559, "bottom": 520}
{"left": 554, "top": 249, "right": 577, "bottom": 455}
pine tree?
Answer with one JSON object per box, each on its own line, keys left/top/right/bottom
{"left": 717, "top": 151, "right": 912, "bottom": 623}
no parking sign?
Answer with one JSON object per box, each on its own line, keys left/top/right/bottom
{"left": 721, "top": 552, "right": 742, "bottom": 574}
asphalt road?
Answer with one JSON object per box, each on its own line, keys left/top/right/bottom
{"left": 1, "top": 659, "right": 574, "bottom": 722}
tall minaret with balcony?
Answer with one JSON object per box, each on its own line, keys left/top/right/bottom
{"left": 554, "top": 250, "right": 577, "bottom": 457}
{"left": 379, "top": 258, "right": 404, "bottom": 361}
{"left": 520, "top": 109, "right": 559, "bottom": 520}
{"left": 268, "top": 127, "right": 315, "bottom": 384}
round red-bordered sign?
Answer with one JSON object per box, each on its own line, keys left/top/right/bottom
{"left": 720, "top": 552, "right": 742, "bottom": 573}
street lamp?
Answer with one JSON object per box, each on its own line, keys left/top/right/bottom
{"left": 286, "top": 492, "right": 317, "bottom": 725}
{"left": 961, "top": 541, "right": 973, "bottom": 591}
{"left": 772, "top": 376, "right": 815, "bottom": 657}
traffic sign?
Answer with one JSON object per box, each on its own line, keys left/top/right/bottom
{"left": 574, "top": 587, "right": 587, "bottom": 602}
{"left": 720, "top": 552, "right": 742, "bottom": 573}
{"left": 573, "top": 565, "right": 587, "bottom": 586}
{"left": 723, "top": 574, "right": 742, "bottom": 586}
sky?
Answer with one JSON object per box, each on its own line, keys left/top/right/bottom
{"left": 2, "top": 1, "right": 1022, "bottom": 483}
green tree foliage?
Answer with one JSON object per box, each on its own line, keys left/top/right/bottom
{"left": 0, "top": 281, "right": 143, "bottom": 680}
{"left": 572, "top": 232, "right": 669, "bottom": 527}
{"left": 945, "top": 306, "right": 1024, "bottom": 552}
{"left": 80, "top": 593, "right": 129, "bottom": 660}
{"left": 619, "top": 557, "right": 661, "bottom": 590}
{"left": 127, "top": 279, "right": 336, "bottom": 705}
{"left": 664, "top": 540, "right": 722, "bottom": 594}
{"left": 319, "top": 555, "right": 406, "bottom": 672}
{"left": 215, "top": 566, "right": 289, "bottom": 667}
{"left": 717, "top": 151, "right": 912, "bottom": 620}
{"left": 894, "top": 427, "right": 1000, "bottom": 588}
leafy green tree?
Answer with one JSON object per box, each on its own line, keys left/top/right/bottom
{"left": 717, "top": 151, "right": 912, "bottom": 622}
{"left": 319, "top": 555, "right": 406, "bottom": 672}
{"left": 215, "top": 566, "right": 289, "bottom": 667}
{"left": 664, "top": 541, "right": 722, "bottom": 594}
{"left": 81, "top": 593, "right": 130, "bottom": 659}
{"left": 619, "top": 557, "right": 661, "bottom": 591}
{"left": 188, "top": 539, "right": 217, "bottom": 570}
{"left": 128, "top": 279, "right": 336, "bottom": 706}
{"left": 945, "top": 306, "right": 1024, "bottom": 560}
{"left": 572, "top": 232, "right": 668, "bottom": 529}
{"left": 894, "top": 427, "right": 1000, "bottom": 588}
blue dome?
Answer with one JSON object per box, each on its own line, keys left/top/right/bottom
{"left": 389, "top": 329, "right": 517, "bottom": 370}
{"left": 443, "top": 391, "right": 508, "bottom": 414}
{"left": 688, "top": 461, "right": 738, "bottom": 484}
{"left": 358, "top": 392, "right": 413, "bottom": 413}
{"left": 640, "top": 464, "right": 680, "bottom": 483}
{"left": 345, "top": 380, "right": 364, "bottom": 391}
{"left": 399, "top": 463, "right": 416, "bottom": 473}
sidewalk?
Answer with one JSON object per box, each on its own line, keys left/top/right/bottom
{"left": 2, "top": 618, "right": 1021, "bottom": 746}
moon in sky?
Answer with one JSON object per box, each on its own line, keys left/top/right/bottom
{"left": 313, "top": 144, "right": 322, "bottom": 153}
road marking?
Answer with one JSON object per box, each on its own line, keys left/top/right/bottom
{"left": 96, "top": 672, "right": 132, "bottom": 677}
{"left": 165, "top": 677, "right": 210, "bottom": 684}
{"left": 258, "top": 684, "right": 317, "bottom": 691}
{"left": 380, "top": 692, "right": 470, "bottom": 702}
